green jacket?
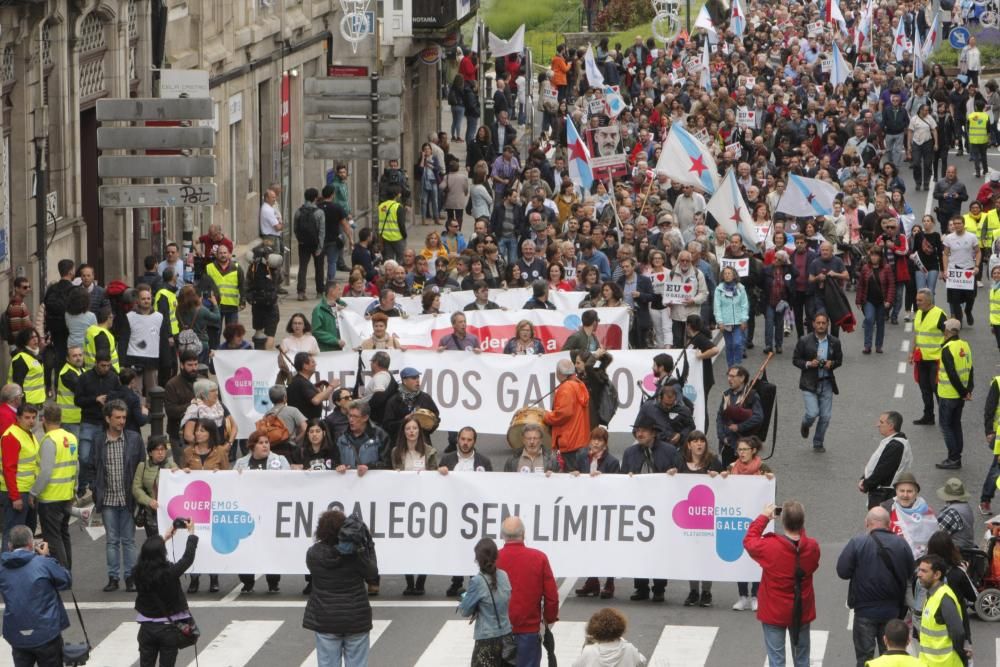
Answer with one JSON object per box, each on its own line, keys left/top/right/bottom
{"left": 131, "top": 455, "right": 179, "bottom": 509}
{"left": 312, "top": 299, "right": 348, "bottom": 352}
{"left": 331, "top": 176, "right": 351, "bottom": 215}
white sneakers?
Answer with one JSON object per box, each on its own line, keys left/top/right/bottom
{"left": 731, "top": 596, "right": 758, "bottom": 611}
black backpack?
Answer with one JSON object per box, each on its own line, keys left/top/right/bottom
{"left": 596, "top": 382, "right": 619, "bottom": 426}
{"left": 246, "top": 258, "right": 277, "bottom": 306}
{"left": 294, "top": 205, "right": 320, "bottom": 247}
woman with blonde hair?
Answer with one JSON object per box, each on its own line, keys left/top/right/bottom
{"left": 502, "top": 320, "right": 545, "bottom": 354}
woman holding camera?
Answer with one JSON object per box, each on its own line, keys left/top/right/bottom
{"left": 133, "top": 518, "right": 197, "bottom": 667}
{"left": 303, "top": 510, "right": 379, "bottom": 667}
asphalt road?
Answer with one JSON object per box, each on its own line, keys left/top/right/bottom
{"left": 9, "top": 150, "right": 1000, "bottom": 666}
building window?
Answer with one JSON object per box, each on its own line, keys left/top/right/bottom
{"left": 78, "top": 13, "right": 109, "bottom": 102}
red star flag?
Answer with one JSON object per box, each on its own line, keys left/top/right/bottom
{"left": 775, "top": 174, "right": 840, "bottom": 217}
{"left": 655, "top": 123, "right": 720, "bottom": 195}
{"left": 708, "top": 169, "right": 761, "bottom": 254}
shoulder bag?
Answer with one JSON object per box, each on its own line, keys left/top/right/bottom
{"left": 483, "top": 574, "right": 517, "bottom": 666}
{"left": 63, "top": 591, "right": 92, "bottom": 665}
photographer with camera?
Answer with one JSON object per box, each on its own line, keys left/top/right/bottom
{"left": 0, "top": 525, "right": 71, "bottom": 666}
{"left": 133, "top": 517, "right": 198, "bottom": 667}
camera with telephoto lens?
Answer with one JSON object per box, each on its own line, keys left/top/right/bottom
{"left": 173, "top": 517, "right": 191, "bottom": 530}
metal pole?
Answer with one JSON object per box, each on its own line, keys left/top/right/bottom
{"left": 686, "top": 0, "right": 691, "bottom": 35}
{"left": 34, "top": 141, "right": 47, "bottom": 291}
{"left": 371, "top": 25, "right": 380, "bottom": 230}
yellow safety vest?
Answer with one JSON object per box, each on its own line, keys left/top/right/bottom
{"left": 56, "top": 364, "right": 82, "bottom": 425}
{"left": 937, "top": 338, "right": 972, "bottom": 399}
{"left": 377, "top": 200, "right": 403, "bottom": 242}
{"left": 205, "top": 262, "right": 241, "bottom": 308}
{"left": 7, "top": 351, "right": 45, "bottom": 405}
{"left": 154, "top": 288, "right": 179, "bottom": 336}
{"left": 864, "top": 652, "right": 923, "bottom": 666}
{"left": 37, "top": 427, "right": 78, "bottom": 502}
{"left": 963, "top": 212, "right": 983, "bottom": 240}
{"left": 969, "top": 112, "right": 990, "bottom": 145}
{"left": 83, "top": 325, "right": 120, "bottom": 371}
{"left": 992, "top": 288, "right": 1000, "bottom": 326}
{"left": 914, "top": 306, "right": 946, "bottom": 361}
{"left": 991, "top": 376, "right": 1000, "bottom": 454}
{"left": 977, "top": 210, "right": 1000, "bottom": 249}
{"left": 0, "top": 424, "right": 39, "bottom": 493}
{"left": 919, "top": 584, "right": 964, "bottom": 667}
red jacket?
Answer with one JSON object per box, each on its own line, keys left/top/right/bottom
{"left": 743, "top": 514, "right": 821, "bottom": 628}
{"left": 855, "top": 261, "right": 896, "bottom": 307}
{"left": 496, "top": 541, "right": 559, "bottom": 633}
{"left": 0, "top": 404, "right": 16, "bottom": 440}
{"left": 543, "top": 376, "right": 590, "bottom": 454}
{"left": 1, "top": 425, "right": 26, "bottom": 500}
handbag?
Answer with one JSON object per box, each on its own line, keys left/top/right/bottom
{"left": 63, "top": 591, "right": 91, "bottom": 666}
{"left": 132, "top": 462, "right": 148, "bottom": 528}
{"left": 171, "top": 614, "right": 201, "bottom": 649}
{"left": 483, "top": 574, "right": 517, "bottom": 666}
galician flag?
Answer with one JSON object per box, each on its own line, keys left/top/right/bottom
{"left": 695, "top": 6, "right": 718, "bottom": 43}
{"left": 731, "top": 0, "right": 747, "bottom": 37}
{"left": 707, "top": 170, "right": 761, "bottom": 254}
{"left": 776, "top": 174, "right": 840, "bottom": 217}
{"left": 831, "top": 42, "right": 851, "bottom": 86}
{"left": 566, "top": 117, "right": 593, "bottom": 193}
{"left": 922, "top": 11, "right": 941, "bottom": 60}
{"left": 700, "top": 40, "right": 712, "bottom": 93}
{"left": 826, "top": 0, "right": 848, "bottom": 33}
{"left": 854, "top": 0, "right": 874, "bottom": 52}
{"left": 892, "top": 19, "right": 910, "bottom": 62}
{"left": 584, "top": 44, "right": 605, "bottom": 89}
{"left": 655, "top": 123, "right": 721, "bottom": 195}
{"left": 913, "top": 24, "right": 925, "bottom": 80}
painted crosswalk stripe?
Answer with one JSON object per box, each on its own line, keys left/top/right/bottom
{"left": 762, "top": 629, "right": 828, "bottom": 667}
{"left": 649, "top": 625, "right": 718, "bottom": 666}
{"left": 550, "top": 622, "right": 587, "bottom": 665}
{"left": 995, "top": 637, "right": 1000, "bottom": 667}
{"left": 85, "top": 621, "right": 140, "bottom": 667}
{"left": 413, "top": 620, "right": 476, "bottom": 667}
{"left": 298, "top": 619, "right": 391, "bottom": 667}
{"left": 184, "top": 619, "right": 282, "bottom": 667}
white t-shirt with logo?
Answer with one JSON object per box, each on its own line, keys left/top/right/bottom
{"left": 943, "top": 231, "right": 979, "bottom": 269}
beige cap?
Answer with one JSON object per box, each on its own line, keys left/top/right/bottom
{"left": 944, "top": 318, "right": 962, "bottom": 332}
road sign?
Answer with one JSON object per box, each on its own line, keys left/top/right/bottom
{"left": 304, "top": 97, "right": 401, "bottom": 117}
{"left": 949, "top": 27, "right": 970, "bottom": 49}
{"left": 304, "top": 77, "right": 403, "bottom": 97}
{"left": 98, "top": 183, "right": 218, "bottom": 208}
{"left": 98, "top": 155, "right": 216, "bottom": 178}
{"left": 96, "top": 98, "right": 214, "bottom": 121}
{"left": 305, "top": 119, "right": 401, "bottom": 138}
{"left": 304, "top": 142, "right": 402, "bottom": 161}
{"left": 97, "top": 126, "right": 215, "bottom": 150}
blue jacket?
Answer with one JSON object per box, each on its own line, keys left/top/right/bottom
{"left": 836, "top": 528, "right": 914, "bottom": 621}
{"left": 458, "top": 570, "right": 513, "bottom": 640}
{"left": 583, "top": 250, "right": 612, "bottom": 281}
{"left": 336, "top": 424, "right": 390, "bottom": 469}
{"left": 713, "top": 281, "right": 749, "bottom": 326}
{"left": 0, "top": 550, "right": 71, "bottom": 648}
{"left": 620, "top": 440, "right": 680, "bottom": 474}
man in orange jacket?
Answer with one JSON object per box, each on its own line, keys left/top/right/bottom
{"left": 544, "top": 358, "right": 590, "bottom": 471}
{"left": 550, "top": 45, "right": 570, "bottom": 101}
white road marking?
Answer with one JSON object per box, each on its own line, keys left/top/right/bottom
{"left": 901, "top": 339, "right": 911, "bottom": 352}
{"left": 551, "top": 622, "right": 588, "bottom": 665}
{"left": 894, "top": 384, "right": 905, "bottom": 399}
{"left": 905, "top": 322, "right": 913, "bottom": 333}
{"left": 413, "top": 620, "right": 476, "bottom": 667}
{"left": 649, "top": 625, "right": 718, "bottom": 666}
{"left": 85, "top": 526, "right": 106, "bottom": 540}
{"left": 995, "top": 637, "right": 1000, "bottom": 667}
{"left": 558, "top": 577, "right": 577, "bottom": 608}
{"left": 298, "top": 619, "right": 391, "bottom": 667}
{"left": 82, "top": 621, "right": 139, "bottom": 667}
{"left": 221, "top": 574, "right": 259, "bottom": 603}
{"left": 762, "top": 629, "right": 828, "bottom": 666}
{"left": 897, "top": 362, "right": 907, "bottom": 374}
{"left": 847, "top": 608, "right": 854, "bottom": 630}
{"left": 184, "top": 619, "right": 282, "bottom": 667}
{"left": 0, "top": 599, "right": 463, "bottom": 612}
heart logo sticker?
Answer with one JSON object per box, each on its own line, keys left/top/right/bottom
{"left": 672, "top": 484, "right": 715, "bottom": 530}
{"left": 965, "top": 271, "right": 974, "bottom": 279}
{"left": 166, "top": 480, "right": 213, "bottom": 524}
{"left": 738, "top": 259, "right": 748, "bottom": 268}
{"left": 225, "top": 368, "right": 254, "bottom": 396}
{"left": 682, "top": 284, "right": 693, "bottom": 293}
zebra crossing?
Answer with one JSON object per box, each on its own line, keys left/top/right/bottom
{"left": 0, "top": 616, "right": 838, "bottom": 667}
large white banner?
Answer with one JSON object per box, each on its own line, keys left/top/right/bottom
{"left": 336, "top": 307, "right": 630, "bottom": 351}
{"left": 340, "top": 287, "right": 599, "bottom": 317}
{"left": 215, "top": 349, "right": 705, "bottom": 437}
{"left": 157, "top": 471, "right": 773, "bottom": 579}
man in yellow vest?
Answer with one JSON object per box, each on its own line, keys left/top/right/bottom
{"left": 936, "top": 319, "right": 973, "bottom": 470}
{"left": 204, "top": 244, "right": 244, "bottom": 329}
{"left": 916, "top": 555, "right": 970, "bottom": 666}
{"left": 980, "top": 370, "right": 1000, "bottom": 515}
{"left": 0, "top": 403, "right": 40, "bottom": 552}
{"left": 963, "top": 201, "right": 1000, "bottom": 283}
{"left": 83, "top": 306, "right": 119, "bottom": 372}
{"left": 968, "top": 98, "right": 990, "bottom": 179}
{"left": 864, "top": 619, "right": 922, "bottom": 666}
{"left": 8, "top": 329, "right": 45, "bottom": 406}
{"left": 911, "top": 289, "right": 947, "bottom": 426}
{"left": 55, "top": 346, "right": 83, "bottom": 440}
{"left": 28, "top": 404, "right": 78, "bottom": 569}
{"left": 153, "top": 267, "right": 180, "bottom": 384}
{"left": 377, "top": 187, "right": 408, "bottom": 263}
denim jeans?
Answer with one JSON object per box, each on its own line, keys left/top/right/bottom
{"left": 514, "top": 631, "right": 542, "bottom": 667}
{"left": 914, "top": 270, "right": 939, "bottom": 303}
{"left": 723, "top": 326, "right": 745, "bottom": 367}
{"left": 2, "top": 492, "right": 37, "bottom": 552}
{"left": 852, "top": 616, "right": 887, "bottom": 667}
{"left": 862, "top": 302, "right": 886, "bottom": 350}
{"left": 499, "top": 237, "right": 520, "bottom": 266}
{"left": 764, "top": 305, "right": 784, "bottom": 350}
{"left": 465, "top": 117, "right": 479, "bottom": 145}
{"left": 450, "top": 106, "right": 464, "bottom": 139}
{"left": 982, "top": 455, "right": 999, "bottom": 502}
{"left": 938, "top": 396, "right": 965, "bottom": 462}
{"left": 737, "top": 581, "right": 759, "bottom": 597}
{"left": 103, "top": 506, "right": 137, "bottom": 580}
{"left": 77, "top": 421, "right": 104, "bottom": 496}
{"left": 324, "top": 244, "right": 342, "bottom": 283}
{"left": 801, "top": 381, "right": 834, "bottom": 448}
{"left": 762, "top": 622, "right": 810, "bottom": 667}
{"left": 314, "top": 631, "right": 370, "bottom": 667}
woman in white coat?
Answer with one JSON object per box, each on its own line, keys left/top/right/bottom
{"left": 572, "top": 608, "right": 647, "bottom": 667}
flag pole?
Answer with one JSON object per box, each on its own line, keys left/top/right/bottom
{"left": 635, "top": 172, "right": 658, "bottom": 227}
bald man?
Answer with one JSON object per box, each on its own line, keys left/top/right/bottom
{"left": 495, "top": 517, "right": 559, "bottom": 666}
{"left": 836, "top": 507, "right": 915, "bottom": 667}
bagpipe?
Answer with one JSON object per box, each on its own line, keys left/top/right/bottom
{"left": 721, "top": 352, "right": 779, "bottom": 460}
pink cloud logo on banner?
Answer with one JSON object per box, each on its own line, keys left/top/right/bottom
{"left": 672, "top": 484, "right": 715, "bottom": 530}
{"left": 166, "top": 480, "right": 213, "bottom": 524}
{"left": 224, "top": 368, "right": 253, "bottom": 396}
{"left": 671, "top": 483, "right": 752, "bottom": 562}
{"left": 166, "top": 480, "right": 256, "bottom": 555}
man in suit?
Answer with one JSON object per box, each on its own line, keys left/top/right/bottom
{"left": 491, "top": 110, "right": 518, "bottom": 155}
{"left": 792, "top": 312, "right": 843, "bottom": 453}
{"left": 616, "top": 257, "right": 655, "bottom": 349}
